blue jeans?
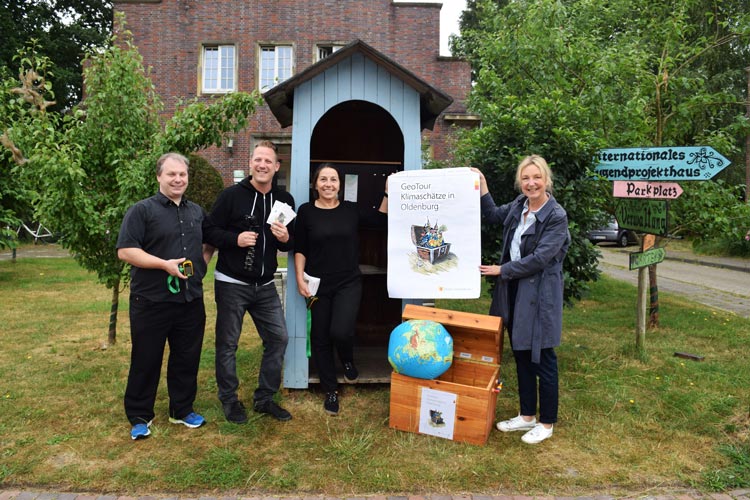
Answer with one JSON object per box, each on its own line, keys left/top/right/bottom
{"left": 214, "top": 280, "right": 288, "bottom": 406}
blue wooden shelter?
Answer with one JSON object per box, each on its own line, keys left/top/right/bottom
{"left": 264, "top": 39, "right": 453, "bottom": 389}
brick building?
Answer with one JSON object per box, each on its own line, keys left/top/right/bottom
{"left": 112, "top": 0, "right": 475, "bottom": 187}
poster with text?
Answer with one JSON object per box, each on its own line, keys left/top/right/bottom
{"left": 418, "top": 387, "right": 457, "bottom": 440}
{"left": 387, "top": 168, "right": 481, "bottom": 298}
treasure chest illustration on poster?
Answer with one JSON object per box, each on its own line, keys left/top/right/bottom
{"left": 411, "top": 219, "right": 451, "bottom": 264}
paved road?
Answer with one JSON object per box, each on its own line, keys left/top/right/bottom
{"left": 596, "top": 244, "right": 750, "bottom": 318}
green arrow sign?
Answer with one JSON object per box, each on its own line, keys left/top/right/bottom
{"left": 629, "top": 247, "right": 666, "bottom": 270}
{"left": 615, "top": 199, "right": 669, "bottom": 236}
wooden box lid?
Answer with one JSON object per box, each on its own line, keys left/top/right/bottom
{"left": 401, "top": 304, "right": 503, "bottom": 367}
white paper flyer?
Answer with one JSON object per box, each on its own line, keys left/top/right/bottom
{"left": 303, "top": 273, "right": 320, "bottom": 296}
{"left": 267, "top": 201, "right": 296, "bottom": 226}
{"left": 418, "top": 387, "right": 457, "bottom": 440}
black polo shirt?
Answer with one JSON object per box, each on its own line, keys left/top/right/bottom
{"left": 117, "top": 192, "right": 207, "bottom": 303}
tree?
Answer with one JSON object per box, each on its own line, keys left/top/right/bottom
{"left": 1, "top": 1, "right": 112, "bottom": 249}
{"left": 452, "top": 0, "right": 622, "bottom": 305}
{"left": 0, "top": 0, "right": 113, "bottom": 112}
{"left": 0, "top": 44, "right": 51, "bottom": 250}
{"left": 452, "top": 0, "right": 750, "bottom": 341}
{"left": 1, "top": 15, "right": 263, "bottom": 345}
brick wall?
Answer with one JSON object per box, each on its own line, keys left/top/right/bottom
{"left": 114, "top": 0, "right": 473, "bottom": 185}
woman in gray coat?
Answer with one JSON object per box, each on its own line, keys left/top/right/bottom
{"left": 473, "top": 155, "right": 570, "bottom": 444}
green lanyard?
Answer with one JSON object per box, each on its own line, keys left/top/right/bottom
{"left": 167, "top": 275, "right": 181, "bottom": 294}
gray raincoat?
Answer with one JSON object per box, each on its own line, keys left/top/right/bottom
{"left": 480, "top": 192, "right": 570, "bottom": 363}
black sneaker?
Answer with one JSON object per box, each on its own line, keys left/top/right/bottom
{"left": 324, "top": 391, "right": 339, "bottom": 416}
{"left": 223, "top": 401, "right": 248, "bottom": 424}
{"left": 343, "top": 362, "right": 359, "bottom": 383}
{"left": 253, "top": 400, "right": 292, "bottom": 421}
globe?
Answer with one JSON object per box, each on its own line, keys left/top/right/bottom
{"left": 388, "top": 319, "right": 453, "bottom": 380}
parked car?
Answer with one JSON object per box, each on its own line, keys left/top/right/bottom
{"left": 587, "top": 219, "right": 637, "bottom": 247}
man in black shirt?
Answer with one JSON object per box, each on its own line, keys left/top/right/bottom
{"left": 204, "top": 140, "right": 295, "bottom": 423}
{"left": 117, "top": 152, "right": 213, "bottom": 440}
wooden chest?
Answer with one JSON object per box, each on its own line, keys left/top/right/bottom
{"left": 389, "top": 304, "right": 503, "bottom": 445}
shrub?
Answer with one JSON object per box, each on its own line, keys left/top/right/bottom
{"left": 670, "top": 180, "right": 750, "bottom": 257}
{"left": 185, "top": 153, "right": 224, "bottom": 212}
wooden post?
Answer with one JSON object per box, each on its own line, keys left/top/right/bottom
{"left": 636, "top": 234, "right": 656, "bottom": 351}
{"left": 636, "top": 266, "right": 647, "bottom": 353}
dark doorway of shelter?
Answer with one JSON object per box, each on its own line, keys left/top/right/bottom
{"left": 308, "top": 99, "right": 404, "bottom": 383}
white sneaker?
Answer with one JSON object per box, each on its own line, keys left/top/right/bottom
{"left": 496, "top": 415, "right": 537, "bottom": 432}
{"left": 521, "top": 423, "right": 554, "bottom": 444}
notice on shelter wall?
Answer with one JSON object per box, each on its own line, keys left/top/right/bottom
{"left": 344, "top": 174, "right": 359, "bottom": 202}
{"left": 418, "top": 387, "right": 457, "bottom": 440}
{"left": 387, "top": 168, "right": 481, "bottom": 298}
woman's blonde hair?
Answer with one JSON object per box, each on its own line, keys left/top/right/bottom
{"left": 515, "top": 155, "right": 553, "bottom": 193}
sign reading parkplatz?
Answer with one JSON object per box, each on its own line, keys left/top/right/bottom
{"left": 613, "top": 180, "right": 683, "bottom": 199}
{"left": 595, "top": 146, "right": 730, "bottom": 181}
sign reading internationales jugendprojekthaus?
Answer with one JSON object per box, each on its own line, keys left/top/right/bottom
{"left": 387, "top": 168, "right": 481, "bottom": 299}
{"left": 595, "top": 146, "right": 731, "bottom": 181}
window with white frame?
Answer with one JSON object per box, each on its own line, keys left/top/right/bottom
{"left": 202, "top": 44, "right": 235, "bottom": 93}
{"left": 259, "top": 45, "right": 293, "bottom": 91}
{"left": 315, "top": 44, "right": 344, "bottom": 62}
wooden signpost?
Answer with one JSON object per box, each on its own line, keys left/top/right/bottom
{"left": 596, "top": 145, "right": 731, "bottom": 352}
{"left": 629, "top": 247, "right": 666, "bottom": 270}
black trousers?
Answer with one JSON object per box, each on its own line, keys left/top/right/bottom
{"left": 310, "top": 276, "right": 362, "bottom": 393}
{"left": 124, "top": 295, "right": 206, "bottom": 425}
{"left": 513, "top": 347, "right": 559, "bottom": 424}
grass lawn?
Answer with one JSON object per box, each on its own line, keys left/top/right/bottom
{"left": 0, "top": 252, "right": 748, "bottom": 496}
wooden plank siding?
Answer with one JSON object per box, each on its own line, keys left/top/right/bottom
{"left": 283, "top": 52, "right": 422, "bottom": 389}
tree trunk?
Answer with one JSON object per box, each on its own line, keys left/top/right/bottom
{"left": 745, "top": 66, "right": 749, "bottom": 204}
{"left": 648, "top": 264, "right": 659, "bottom": 327}
{"left": 107, "top": 278, "right": 120, "bottom": 346}
{"left": 637, "top": 234, "right": 659, "bottom": 329}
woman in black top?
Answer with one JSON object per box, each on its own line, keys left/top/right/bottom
{"left": 294, "top": 163, "right": 387, "bottom": 415}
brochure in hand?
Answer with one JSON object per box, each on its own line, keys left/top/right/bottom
{"left": 267, "top": 201, "right": 296, "bottom": 226}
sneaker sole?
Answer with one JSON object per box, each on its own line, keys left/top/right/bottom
{"left": 168, "top": 417, "right": 205, "bottom": 428}
{"left": 496, "top": 423, "right": 536, "bottom": 432}
{"left": 253, "top": 409, "right": 292, "bottom": 422}
{"left": 225, "top": 416, "right": 248, "bottom": 424}
{"left": 343, "top": 376, "right": 358, "bottom": 384}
